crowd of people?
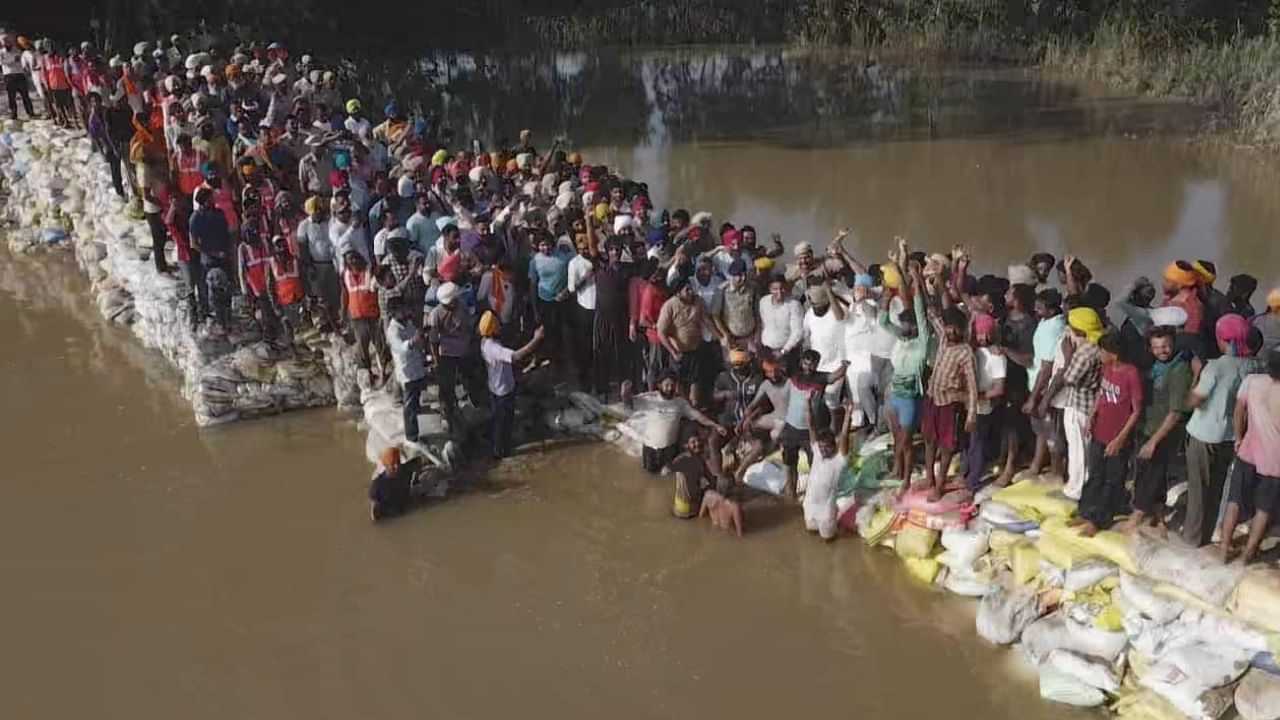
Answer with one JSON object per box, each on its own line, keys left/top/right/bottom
{"left": 3, "top": 29, "right": 1278, "bottom": 556}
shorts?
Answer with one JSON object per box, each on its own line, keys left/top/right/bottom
{"left": 888, "top": 394, "right": 920, "bottom": 432}
{"left": 1030, "top": 407, "right": 1066, "bottom": 454}
{"left": 922, "top": 397, "right": 963, "bottom": 452}
{"left": 1228, "top": 459, "right": 1280, "bottom": 516}
{"left": 642, "top": 444, "right": 679, "bottom": 474}
{"left": 779, "top": 423, "right": 810, "bottom": 468}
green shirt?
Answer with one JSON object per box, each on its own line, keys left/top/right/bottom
{"left": 1141, "top": 359, "right": 1191, "bottom": 438}
{"left": 883, "top": 293, "right": 931, "bottom": 398}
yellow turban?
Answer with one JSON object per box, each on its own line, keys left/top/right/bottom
{"left": 1068, "top": 307, "right": 1104, "bottom": 344}
{"left": 1164, "top": 262, "right": 1198, "bottom": 289}
{"left": 304, "top": 196, "right": 320, "bottom": 216}
{"left": 477, "top": 310, "right": 500, "bottom": 338}
{"left": 593, "top": 202, "right": 610, "bottom": 223}
{"left": 1191, "top": 261, "right": 1216, "bottom": 286}
{"left": 1268, "top": 287, "right": 1280, "bottom": 311}
{"left": 882, "top": 263, "right": 902, "bottom": 290}
{"left": 431, "top": 149, "right": 448, "bottom": 167}
{"left": 754, "top": 257, "right": 775, "bottom": 273}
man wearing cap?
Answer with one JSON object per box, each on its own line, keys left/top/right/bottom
{"left": 342, "top": 250, "right": 386, "bottom": 376}
{"left": 1041, "top": 307, "right": 1104, "bottom": 500}
{"left": 2, "top": 34, "right": 37, "bottom": 120}
{"left": 344, "top": 98, "right": 370, "bottom": 141}
{"left": 712, "top": 257, "right": 757, "bottom": 353}
{"left": 238, "top": 227, "right": 281, "bottom": 340}
{"left": 297, "top": 194, "right": 340, "bottom": 329}
{"left": 567, "top": 237, "right": 598, "bottom": 393}
{"left": 1163, "top": 260, "right": 1205, "bottom": 336}
{"left": 428, "top": 282, "right": 485, "bottom": 430}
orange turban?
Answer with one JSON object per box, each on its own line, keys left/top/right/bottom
{"left": 1163, "top": 262, "right": 1198, "bottom": 289}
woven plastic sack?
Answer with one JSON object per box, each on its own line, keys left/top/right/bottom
{"left": 894, "top": 524, "right": 940, "bottom": 559}
{"left": 993, "top": 479, "right": 1077, "bottom": 520}
{"left": 1237, "top": 669, "right": 1280, "bottom": 720}
{"left": 1040, "top": 664, "right": 1106, "bottom": 707}
{"left": 1230, "top": 568, "right": 1280, "bottom": 634}
{"left": 1038, "top": 516, "right": 1136, "bottom": 573}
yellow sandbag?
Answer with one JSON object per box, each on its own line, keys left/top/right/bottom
{"left": 1094, "top": 603, "right": 1124, "bottom": 633}
{"left": 992, "top": 479, "right": 1077, "bottom": 521}
{"left": 1230, "top": 567, "right": 1280, "bottom": 633}
{"left": 989, "top": 528, "right": 1024, "bottom": 552}
{"left": 1011, "top": 542, "right": 1042, "bottom": 585}
{"left": 1113, "top": 689, "right": 1186, "bottom": 720}
{"left": 859, "top": 507, "right": 899, "bottom": 546}
{"left": 1038, "top": 516, "right": 1136, "bottom": 573}
{"left": 1037, "top": 531, "right": 1077, "bottom": 570}
{"left": 903, "top": 556, "right": 941, "bottom": 584}
{"left": 894, "top": 524, "right": 940, "bottom": 559}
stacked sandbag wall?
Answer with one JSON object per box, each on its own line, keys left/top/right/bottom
{"left": 0, "top": 120, "right": 338, "bottom": 426}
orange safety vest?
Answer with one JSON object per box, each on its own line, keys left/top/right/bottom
{"left": 240, "top": 242, "right": 271, "bottom": 296}
{"left": 270, "top": 255, "right": 305, "bottom": 306}
{"left": 343, "top": 268, "right": 380, "bottom": 320}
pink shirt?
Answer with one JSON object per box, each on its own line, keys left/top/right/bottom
{"left": 1238, "top": 375, "right": 1280, "bottom": 477}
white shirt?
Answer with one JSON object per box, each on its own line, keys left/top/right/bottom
{"left": 633, "top": 393, "right": 696, "bottom": 449}
{"left": 804, "top": 445, "right": 844, "bottom": 525}
{"left": 0, "top": 49, "right": 24, "bottom": 76}
{"left": 329, "top": 218, "right": 370, "bottom": 271}
{"left": 759, "top": 296, "right": 804, "bottom": 354}
{"left": 691, "top": 275, "right": 724, "bottom": 342}
{"left": 481, "top": 338, "right": 517, "bottom": 397}
{"left": 842, "top": 298, "right": 880, "bottom": 375}
{"left": 975, "top": 347, "right": 1008, "bottom": 415}
{"left": 344, "top": 116, "right": 371, "bottom": 141}
{"left": 567, "top": 254, "right": 596, "bottom": 311}
{"left": 387, "top": 318, "right": 427, "bottom": 384}
{"left": 804, "top": 308, "right": 845, "bottom": 372}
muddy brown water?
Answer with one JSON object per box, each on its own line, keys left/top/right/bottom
{"left": 3, "top": 49, "right": 1278, "bottom": 719}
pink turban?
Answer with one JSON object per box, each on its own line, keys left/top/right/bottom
{"left": 1215, "top": 313, "right": 1250, "bottom": 356}
{"left": 972, "top": 312, "right": 997, "bottom": 339}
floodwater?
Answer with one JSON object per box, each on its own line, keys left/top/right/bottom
{"left": 3, "top": 46, "right": 1279, "bottom": 719}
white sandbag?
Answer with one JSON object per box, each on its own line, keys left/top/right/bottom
{"left": 1141, "top": 642, "right": 1252, "bottom": 720}
{"left": 1131, "top": 534, "right": 1245, "bottom": 607}
{"left": 980, "top": 500, "right": 1039, "bottom": 532}
{"left": 976, "top": 582, "right": 1040, "bottom": 645}
{"left": 1119, "top": 572, "right": 1186, "bottom": 625}
{"left": 940, "top": 527, "right": 990, "bottom": 568}
{"left": 742, "top": 460, "right": 787, "bottom": 496}
{"left": 1237, "top": 669, "right": 1280, "bottom": 720}
{"left": 1064, "top": 559, "right": 1119, "bottom": 592}
{"left": 945, "top": 563, "right": 997, "bottom": 597}
{"left": 1046, "top": 649, "right": 1121, "bottom": 693}
{"left": 1021, "top": 611, "right": 1129, "bottom": 666}
{"left": 1039, "top": 664, "right": 1106, "bottom": 707}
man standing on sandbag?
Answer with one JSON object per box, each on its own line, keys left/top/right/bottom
{"left": 1, "top": 34, "right": 36, "bottom": 120}
{"left": 1119, "top": 325, "right": 1192, "bottom": 534}
{"left": 237, "top": 227, "right": 281, "bottom": 341}
{"left": 1219, "top": 348, "right": 1280, "bottom": 564}
{"left": 297, "top": 195, "right": 340, "bottom": 331}
{"left": 190, "top": 187, "right": 233, "bottom": 325}
{"left": 1071, "top": 332, "right": 1143, "bottom": 537}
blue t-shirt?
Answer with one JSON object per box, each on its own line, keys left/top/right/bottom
{"left": 528, "top": 249, "right": 572, "bottom": 302}
{"left": 1186, "top": 355, "right": 1264, "bottom": 444}
{"left": 1030, "top": 314, "right": 1066, "bottom": 388}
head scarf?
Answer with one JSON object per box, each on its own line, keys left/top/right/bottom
{"left": 1164, "top": 262, "right": 1198, "bottom": 289}
{"left": 477, "top": 310, "right": 500, "bottom": 338}
{"left": 793, "top": 241, "right": 813, "bottom": 258}
{"left": 1269, "top": 287, "right": 1280, "bottom": 311}
{"left": 303, "top": 196, "right": 321, "bottom": 216}
{"left": 593, "top": 203, "right": 610, "bottom": 223}
{"left": 754, "top": 257, "right": 775, "bottom": 273}
{"left": 972, "top": 312, "right": 997, "bottom": 338}
{"left": 1149, "top": 306, "right": 1188, "bottom": 328}
{"left": 881, "top": 263, "right": 902, "bottom": 291}
{"left": 1192, "top": 260, "right": 1216, "bottom": 286}
{"left": 722, "top": 228, "right": 742, "bottom": 249}
{"left": 1215, "top": 313, "right": 1250, "bottom": 356}
{"left": 1068, "top": 307, "right": 1104, "bottom": 344}
{"left": 853, "top": 273, "right": 874, "bottom": 289}
{"left": 379, "top": 446, "right": 400, "bottom": 470}
{"left": 1008, "top": 264, "right": 1038, "bottom": 287}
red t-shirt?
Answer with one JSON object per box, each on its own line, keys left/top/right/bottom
{"left": 1091, "top": 362, "right": 1144, "bottom": 445}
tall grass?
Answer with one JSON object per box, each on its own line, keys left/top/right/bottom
{"left": 1044, "top": 17, "right": 1280, "bottom": 144}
